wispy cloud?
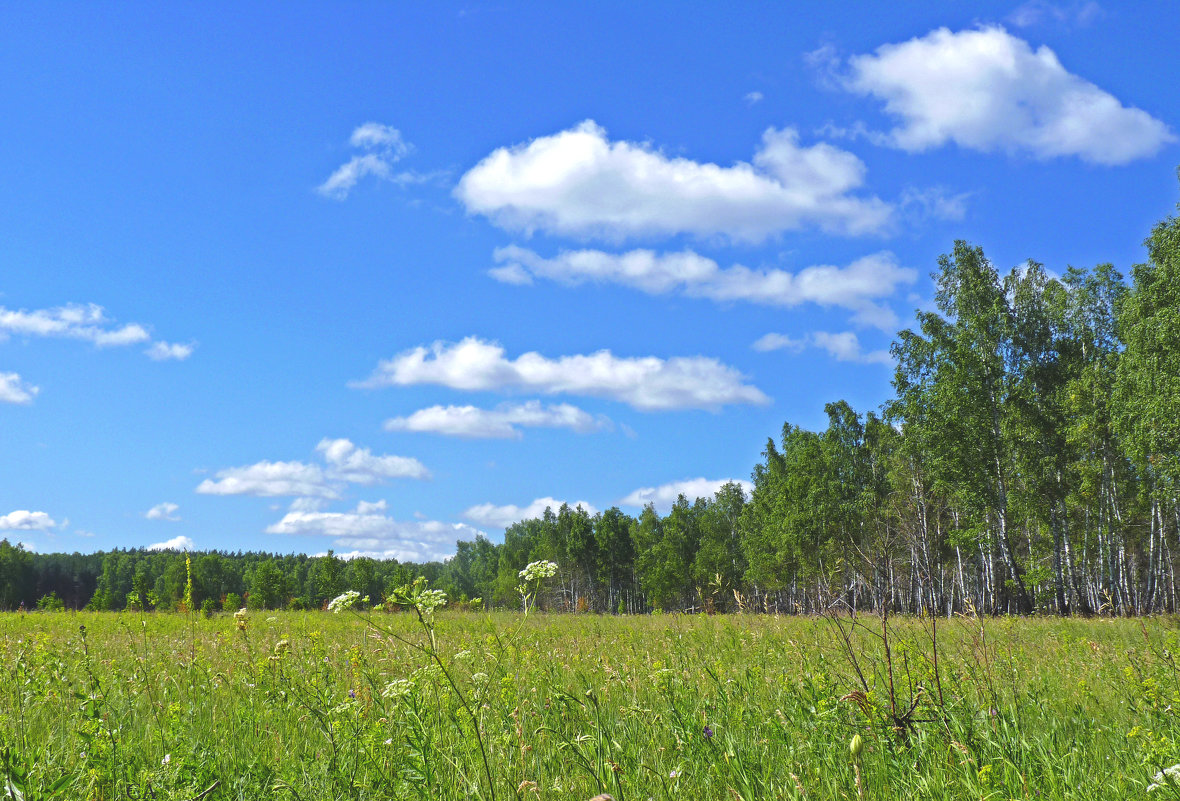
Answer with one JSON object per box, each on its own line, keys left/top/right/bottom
{"left": 753, "top": 330, "right": 892, "bottom": 365}
{"left": 385, "top": 400, "right": 610, "bottom": 439}
{"left": 318, "top": 122, "right": 441, "bottom": 199}
{"left": 145, "top": 341, "right": 196, "bottom": 361}
{"left": 354, "top": 336, "right": 769, "bottom": 411}
{"left": 145, "top": 502, "right": 181, "bottom": 522}
{"left": 492, "top": 246, "right": 914, "bottom": 331}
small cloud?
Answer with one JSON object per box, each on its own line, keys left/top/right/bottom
{"left": 753, "top": 331, "right": 892, "bottom": 365}
{"left": 744, "top": 91, "right": 764, "bottom": 106}
{"left": 0, "top": 372, "right": 38, "bottom": 404}
{"left": 384, "top": 400, "right": 610, "bottom": 439}
{"left": 899, "top": 186, "right": 971, "bottom": 223}
{"left": 145, "top": 502, "right": 181, "bottom": 522}
{"left": 319, "top": 123, "right": 416, "bottom": 199}
{"left": 0, "top": 510, "right": 58, "bottom": 531}
{"left": 146, "top": 341, "right": 196, "bottom": 361}
{"left": 462, "top": 497, "right": 598, "bottom": 530}
{"left": 1008, "top": 1, "right": 1104, "bottom": 28}
{"left": 752, "top": 333, "right": 807, "bottom": 353}
{"left": 147, "top": 535, "right": 194, "bottom": 552}
{"left": 620, "top": 478, "right": 753, "bottom": 511}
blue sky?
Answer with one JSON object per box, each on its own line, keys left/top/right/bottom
{"left": 2, "top": 1, "right": 1177, "bottom": 560}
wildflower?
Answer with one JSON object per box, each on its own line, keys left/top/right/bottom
{"left": 415, "top": 589, "right": 447, "bottom": 615}
{"left": 669, "top": 769, "right": 680, "bottom": 779}
{"left": 161, "top": 753, "right": 171, "bottom": 766}
{"left": 381, "top": 678, "right": 414, "bottom": 701}
{"left": 328, "top": 590, "right": 361, "bottom": 613}
{"left": 518, "top": 560, "right": 559, "bottom": 582}
{"left": 348, "top": 689, "right": 357, "bottom": 699}
{"left": 703, "top": 725, "right": 714, "bottom": 740}
{"left": 234, "top": 608, "right": 248, "bottom": 630}
{"left": 273, "top": 639, "right": 290, "bottom": 656}
{"left": 1150, "top": 765, "right": 1180, "bottom": 792}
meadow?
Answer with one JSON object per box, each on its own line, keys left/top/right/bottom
{"left": 2, "top": 604, "right": 1180, "bottom": 800}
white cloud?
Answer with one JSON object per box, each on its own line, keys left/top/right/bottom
{"left": 1008, "top": 1, "right": 1103, "bottom": 28}
{"left": 145, "top": 502, "right": 181, "bottom": 521}
{"left": 197, "top": 460, "right": 336, "bottom": 498}
{"left": 898, "top": 186, "right": 970, "bottom": 222}
{"left": 0, "top": 302, "right": 150, "bottom": 347}
{"left": 455, "top": 120, "right": 893, "bottom": 241}
{"left": 0, "top": 372, "right": 38, "bottom": 404}
{"left": 319, "top": 123, "right": 414, "bottom": 199}
{"left": 752, "top": 333, "right": 807, "bottom": 353}
{"left": 316, "top": 438, "right": 431, "bottom": 482}
{"left": 384, "top": 400, "right": 609, "bottom": 439}
{"left": 354, "top": 336, "right": 769, "bottom": 411}
{"left": 620, "top": 478, "right": 753, "bottom": 510}
{"left": 147, "top": 535, "right": 194, "bottom": 552}
{"left": 349, "top": 122, "right": 410, "bottom": 153}
{"left": 146, "top": 341, "right": 196, "bottom": 361}
{"left": 197, "top": 440, "right": 429, "bottom": 498}
{"left": 843, "top": 26, "right": 1174, "bottom": 164}
{"left": 0, "top": 510, "right": 58, "bottom": 531}
{"left": 266, "top": 501, "right": 484, "bottom": 562}
{"left": 462, "top": 497, "right": 599, "bottom": 530}
{"left": 754, "top": 330, "right": 892, "bottom": 365}
{"left": 744, "top": 91, "right": 764, "bottom": 105}
{"left": 493, "top": 245, "right": 914, "bottom": 331}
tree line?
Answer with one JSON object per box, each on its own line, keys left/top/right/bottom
{"left": 3, "top": 190, "right": 1180, "bottom": 615}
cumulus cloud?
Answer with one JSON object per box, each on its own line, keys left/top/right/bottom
{"left": 145, "top": 502, "right": 181, "bottom": 521}
{"left": 384, "top": 400, "right": 609, "bottom": 439}
{"left": 147, "top": 535, "right": 194, "bottom": 552}
{"left": 455, "top": 120, "right": 893, "bottom": 241}
{"left": 197, "top": 460, "right": 336, "bottom": 498}
{"left": 0, "top": 510, "right": 58, "bottom": 531}
{"left": 492, "top": 245, "right": 914, "bottom": 331}
{"left": 619, "top": 478, "right": 753, "bottom": 510}
{"left": 753, "top": 330, "right": 892, "bottom": 365}
{"left": 315, "top": 438, "right": 431, "bottom": 482}
{"left": 197, "top": 439, "right": 429, "bottom": 498}
{"left": 353, "top": 336, "right": 768, "bottom": 411}
{"left": 462, "top": 497, "right": 599, "bottom": 530}
{"left": 0, "top": 372, "right": 38, "bottom": 404}
{"left": 843, "top": 26, "right": 1174, "bottom": 164}
{"left": 145, "top": 341, "right": 196, "bottom": 361}
{"left": 266, "top": 500, "right": 484, "bottom": 562}
{"left": 319, "top": 122, "right": 426, "bottom": 199}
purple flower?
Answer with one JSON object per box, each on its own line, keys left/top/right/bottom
{"left": 349, "top": 689, "right": 357, "bottom": 699}
{"left": 703, "top": 725, "right": 714, "bottom": 739}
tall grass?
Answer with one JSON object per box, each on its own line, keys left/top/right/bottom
{"left": 1, "top": 609, "right": 1179, "bottom": 799}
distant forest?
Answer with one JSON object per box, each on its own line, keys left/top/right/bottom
{"left": 4, "top": 192, "right": 1180, "bottom": 616}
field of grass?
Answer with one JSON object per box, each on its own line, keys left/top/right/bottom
{"left": 2, "top": 606, "right": 1180, "bottom": 800}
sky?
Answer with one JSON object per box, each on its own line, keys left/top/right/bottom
{"left": 2, "top": 1, "right": 1178, "bottom": 561}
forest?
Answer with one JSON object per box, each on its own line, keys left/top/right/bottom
{"left": 3, "top": 196, "right": 1179, "bottom": 617}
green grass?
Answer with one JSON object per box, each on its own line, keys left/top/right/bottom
{"left": 2, "top": 609, "right": 1180, "bottom": 799}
